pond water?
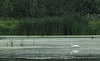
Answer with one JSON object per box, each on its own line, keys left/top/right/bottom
{"left": 0, "top": 35, "right": 100, "bottom": 61}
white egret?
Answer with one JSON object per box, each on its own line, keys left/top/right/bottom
{"left": 70, "top": 43, "right": 80, "bottom": 48}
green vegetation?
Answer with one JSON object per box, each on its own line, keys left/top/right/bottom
{"left": 10, "top": 38, "right": 14, "bottom": 47}
{"left": 0, "top": 0, "right": 100, "bottom": 35}
{"left": 20, "top": 39, "right": 24, "bottom": 47}
{"left": 88, "top": 21, "right": 100, "bottom": 35}
{"left": 0, "top": 15, "right": 100, "bottom": 35}
{"left": 0, "top": 20, "right": 18, "bottom": 35}
{"left": 6, "top": 41, "right": 9, "bottom": 46}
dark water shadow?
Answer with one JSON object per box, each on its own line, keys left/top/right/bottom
{"left": 0, "top": 58, "right": 100, "bottom": 61}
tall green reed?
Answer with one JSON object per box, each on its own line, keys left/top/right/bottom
{"left": 20, "top": 39, "right": 24, "bottom": 47}
{"left": 9, "top": 38, "right": 14, "bottom": 47}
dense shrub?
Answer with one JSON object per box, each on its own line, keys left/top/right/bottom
{"left": 0, "top": 20, "right": 18, "bottom": 35}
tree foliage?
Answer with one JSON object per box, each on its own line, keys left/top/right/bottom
{"left": 0, "top": 0, "right": 100, "bottom": 18}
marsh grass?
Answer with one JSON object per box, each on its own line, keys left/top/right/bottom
{"left": 20, "top": 39, "right": 24, "bottom": 47}
{"left": 91, "top": 35, "right": 94, "bottom": 39}
{"left": 9, "top": 38, "right": 14, "bottom": 47}
{"left": 32, "top": 41, "right": 35, "bottom": 46}
{"left": 6, "top": 41, "right": 9, "bottom": 47}
{"left": 0, "top": 15, "right": 100, "bottom": 35}
{"left": 32, "top": 43, "right": 35, "bottom": 46}
{"left": 7, "top": 38, "right": 36, "bottom": 47}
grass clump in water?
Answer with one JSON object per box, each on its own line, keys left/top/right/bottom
{"left": 6, "top": 41, "right": 9, "bottom": 47}
{"left": 20, "top": 39, "right": 24, "bottom": 47}
{"left": 10, "top": 38, "right": 14, "bottom": 47}
{"left": 32, "top": 40, "right": 35, "bottom": 46}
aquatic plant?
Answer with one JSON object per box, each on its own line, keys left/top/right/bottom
{"left": 20, "top": 39, "right": 24, "bottom": 47}
{"left": 6, "top": 41, "right": 9, "bottom": 47}
{"left": 10, "top": 38, "right": 14, "bottom": 47}
{"left": 32, "top": 40, "right": 35, "bottom": 46}
{"left": 91, "top": 35, "right": 94, "bottom": 39}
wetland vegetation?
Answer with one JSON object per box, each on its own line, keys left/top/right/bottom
{"left": 0, "top": 15, "right": 100, "bottom": 35}
{"left": 0, "top": 0, "right": 100, "bottom": 35}
{"left": 0, "top": 0, "right": 100, "bottom": 61}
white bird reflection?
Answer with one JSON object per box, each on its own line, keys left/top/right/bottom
{"left": 70, "top": 50, "right": 79, "bottom": 54}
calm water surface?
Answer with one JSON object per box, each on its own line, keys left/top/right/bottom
{"left": 0, "top": 35, "right": 100, "bottom": 60}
